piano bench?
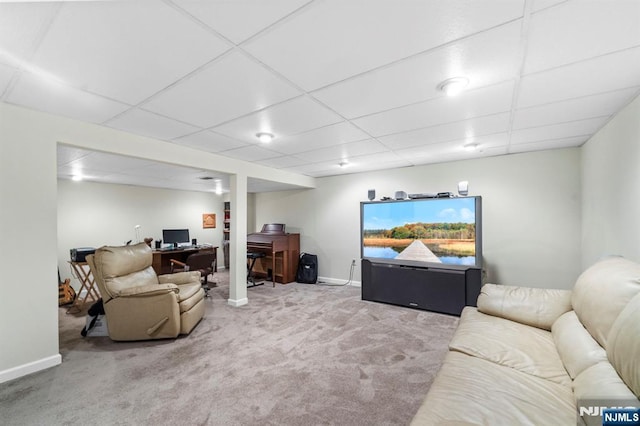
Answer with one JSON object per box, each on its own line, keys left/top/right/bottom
{"left": 247, "top": 251, "right": 267, "bottom": 287}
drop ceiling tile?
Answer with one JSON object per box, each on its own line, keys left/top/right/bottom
{"left": 509, "top": 136, "right": 586, "bottom": 153}
{"left": 532, "top": 0, "right": 568, "bottom": 12}
{"left": 221, "top": 145, "right": 282, "bottom": 162}
{"left": 172, "top": 0, "right": 310, "bottom": 44}
{"left": 30, "top": 1, "right": 230, "bottom": 104}
{"left": 142, "top": 51, "right": 301, "bottom": 128}
{"left": 518, "top": 47, "right": 640, "bottom": 109}
{"left": 354, "top": 81, "right": 514, "bottom": 137}
{"left": 7, "top": 73, "right": 130, "bottom": 124}
{"left": 311, "top": 159, "right": 411, "bottom": 178}
{"left": 172, "top": 130, "right": 249, "bottom": 153}
{"left": 395, "top": 133, "right": 509, "bottom": 161}
{"left": 212, "top": 96, "right": 343, "bottom": 142}
{"left": 271, "top": 121, "right": 370, "bottom": 155}
{"left": 126, "top": 162, "right": 208, "bottom": 180}
{"left": 281, "top": 161, "right": 344, "bottom": 176}
{"left": 513, "top": 88, "right": 639, "bottom": 130}
{"left": 312, "top": 21, "right": 522, "bottom": 119}
{"left": 99, "top": 173, "right": 179, "bottom": 191}
{"left": 58, "top": 166, "right": 115, "bottom": 181}
{"left": 294, "top": 139, "right": 388, "bottom": 164}
{"left": 73, "top": 154, "right": 153, "bottom": 175}
{"left": 414, "top": 145, "right": 509, "bottom": 166}
{"left": 380, "top": 113, "right": 510, "bottom": 150}
{"left": 348, "top": 151, "right": 412, "bottom": 168}
{"left": 57, "top": 145, "right": 92, "bottom": 166}
{"left": 256, "top": 155, "right": 309, "bottom": 169}
{"left": 510, "top": 117, "right": 608, "bottom": 145}
{"left": 0, "top": 62, "right": 16, "bottom": 95}
{"left": 525, "top": 1, "right": 640, "bottom": 75}
{"left": 106, "top": 108, "right": 200, "bottom": 141}
{"left": 342, "top": 159, "right": 413, "bottom": 175}
{"left": 244, "top": 0, "right": 525, "bottom": 91}
{"left": 0, "top": 3, "right": 60, "bottom": 64}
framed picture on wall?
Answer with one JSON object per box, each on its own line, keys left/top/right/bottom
{"left": 202, "top": 213, "right": 216, "bottom": 229}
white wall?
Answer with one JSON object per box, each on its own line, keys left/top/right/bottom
{"left": 57, "top": 180, "right": 225, "bottom": 289}
{"left": 255, "top": 148, "right": 583, "bottom": 289}
{"left": 581, "top": 95, "right": 640, "bottom": 268}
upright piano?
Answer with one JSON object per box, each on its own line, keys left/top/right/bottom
{"left": 247, "top": 224, "right": 300, "bottom": 285}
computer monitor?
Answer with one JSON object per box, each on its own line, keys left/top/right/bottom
{"left": 162, "top": 229, "right": 190, "bottom": 246}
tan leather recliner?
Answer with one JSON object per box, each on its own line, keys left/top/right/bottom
{"left": 86, "top": 242, "right": 205, "bottom": 341}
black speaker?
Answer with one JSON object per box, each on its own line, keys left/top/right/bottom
{"left": 296, "top": 253, "right": 318, "bottom": 284}
{"left": 368, "top": 189, "right": 375, "bottom": 201}
{"left": 192, "top": 238, "right": 197, "bottom": 246}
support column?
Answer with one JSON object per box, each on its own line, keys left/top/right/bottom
{"left": 228, "top": 173, "right": 248, "bottom": 307}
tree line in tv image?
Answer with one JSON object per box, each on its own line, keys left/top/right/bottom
{"left": 361, "top": 198, "right": 478, "bottom": 265}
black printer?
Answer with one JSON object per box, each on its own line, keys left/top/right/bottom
{"left": 70, "top": 247, "right": 96, "bottom": 262}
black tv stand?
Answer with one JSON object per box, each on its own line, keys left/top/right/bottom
{"left": 361, "top": 259, "right": 482, "bottom": 316}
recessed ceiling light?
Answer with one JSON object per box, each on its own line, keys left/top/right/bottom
{"left": 199, "top": 176, "right": 214, "bottom": 180}
{"left": 438, "top": 77, "right": 469, "bottom": 96}
{"left": 71, "top": 175, "right": 83, "bottom": 182}
{"left": 338, "top": 160, "right": 349, "bottom": 168}
{"left": 463, "top": 143, "right": 480, "bottom": 151}
{"left": 256, "top": 132, "right": 274, "bottom": 143}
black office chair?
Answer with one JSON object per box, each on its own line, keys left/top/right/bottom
{"left": 170, "top": 252, "right": 217, "bottom": 297}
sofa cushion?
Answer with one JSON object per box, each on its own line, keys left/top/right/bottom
{"left": 105, "top": 266, "right": 158, "bottom": 294}
{"left": 477, "top": 283, "right": 572, "bottom": 331}
{"left": 177, "top": 284, "right": 204, "bottom": 313}
{"left": 94, "top": 243, "right": 153, "bottom": 278}
{"left": 572, "top": 256, "right": 640, "bottom": 348}
{"left": 552, "top": 311, "right": 607, "bottom": 379}
{"left": 606, "top": 292, "right": 640, "bottom": 398}
{"left": 411, "top": 351, "right": 576, "bottom": 426}
{"left": 449, "top": 307, "right": 571, "bottom": 386}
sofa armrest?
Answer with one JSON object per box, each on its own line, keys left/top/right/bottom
{"left": 116, "top": 283, "right": 178, "bottom": 297}
{"left": 477, "top": 284, "right": 572, "bottom": 330}
{"left": 158, "top": 271, "right": 200, "bottom": 285}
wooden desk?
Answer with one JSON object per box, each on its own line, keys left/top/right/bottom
{"left": 67, "top": 261, "right": 100, "bottom": 314}
{"left": 152, "top": 246, "right": 217, "bottom": 275}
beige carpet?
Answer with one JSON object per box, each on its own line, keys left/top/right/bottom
{"left": 0, "top": 272, "right": 459, "bottom": 425}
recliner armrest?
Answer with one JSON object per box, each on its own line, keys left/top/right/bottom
{"left": 158, "top": 271, "right": 201, "bottom": 285}
{"left": 477, "top": 284, "right": 572, "bottom": 331}
{"left": 116, "top": 283, "right": 179, "bottom": 297}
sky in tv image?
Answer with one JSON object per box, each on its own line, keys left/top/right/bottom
{"left": 363, "top": 198, "right": 475, "bottom": 231}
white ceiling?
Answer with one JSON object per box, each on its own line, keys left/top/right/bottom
{"left": 1, "top": 0, "right": 639, "bottom": 193}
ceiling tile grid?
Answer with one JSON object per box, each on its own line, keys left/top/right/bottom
{"left": 172, "top": 130, "right": 250, "bottom": 154}
{"left": 0, "top": 0, "right": 637, "bottom": 193}
{"left": 140, "top": 50, "right": 303, "bottom": 128}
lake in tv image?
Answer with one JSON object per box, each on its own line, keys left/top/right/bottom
{"left": 362, "top": 197, "right": 477, "bottom": 266}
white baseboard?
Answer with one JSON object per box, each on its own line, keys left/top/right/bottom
{"left": 227, "top": 297, "right": 248, "bottom": 307}
{"left": 317, "top": 276, "right": 361, "bottom": 287}
{"left": 0, "top": 354, "right": 61, "bottom": 384}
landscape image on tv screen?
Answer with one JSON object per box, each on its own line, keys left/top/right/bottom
{"left": 361, "top": 197, "right": 478, "bottom": 266}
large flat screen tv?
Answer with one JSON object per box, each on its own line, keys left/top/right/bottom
{"left": 360, "top": 196, "right": 482, "bottom": 267}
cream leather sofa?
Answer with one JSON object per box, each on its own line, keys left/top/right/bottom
{"left": 87, "top": 243, "right": 205, "bottom": 341}
{"left": 412, "top": 256, "right": 640, "bottom": 426}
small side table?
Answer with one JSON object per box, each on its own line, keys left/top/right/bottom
{"left": 67, "top": 261, "right": 100, "bottom": 314}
